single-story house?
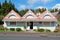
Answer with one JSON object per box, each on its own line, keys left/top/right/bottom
{"left": 2, "top": 10, "right": 58, "bottom": 31}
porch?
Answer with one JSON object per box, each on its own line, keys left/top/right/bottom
{"left": 26, "top": 21, "right": 57, "bottom": 31}
{"left": 3, "top": 21, "right": 57, "bottom": 31}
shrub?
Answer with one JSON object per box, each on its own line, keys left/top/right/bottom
{"left": 34, "top": 29, "right": 37, "bottom": 31}
{"left": 4, "top": 28, "right": 9, "bottom": 31}
{"left": 45, "top": 29, "right": 51, "bottom": 32}
{"left": 0, "top": 25, "right": 4, "bottom": 31}
{"left": 16, "top": 28, "right": 22, "bottom": 32}
{"left": 24, "top": 25, "right": 27, "bottom": 29}
{"left": 0, "top": 27, "right": 4, "bottom": 31}
{"left": 54, "top": 29, "right": 59, "bottom": 33}
{"left": 10, "top": 28, "right": 15, "bottom": 31}
{"left": 37, "top": 29, "right": 45, "bottom": 32}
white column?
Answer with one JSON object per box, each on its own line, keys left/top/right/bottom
{"left": 50, "top": 22, "right": 51, "bottom": 27}
{"left": 25, "top": 21, "right": 27, "bottom": 26}
{"left": 55, "top": 22, "right": 58, "bottom": 26}
{"left": 16, "top": 21, "right": 17, "bottom": 26}
{"left": 3, "top": 21, "right": 7, "bottom": 27}
{"left": 42, "top": 22, "right": 43, "bottom": 27}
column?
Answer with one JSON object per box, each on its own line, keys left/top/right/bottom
{"left": 50, "top": 22, "right": 51, "bottom": 27}
{"left": 4, "top": 21, "right": 7, "bottom": 27}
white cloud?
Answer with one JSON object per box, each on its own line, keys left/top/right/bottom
{"left": 27, "top": 0, "right": 40, "bottom": 5}
{"left": 41, "top": 0, "right": 53, "bottom": 4}
{"left": 27, "top": 0, "right": 54, "bottom": 5}
{"left": 52, "top": 4, "right": 60, "bottom": 10}
{"left": 36, "top": 6, "right": 44, "bottom": 9}
{"left": 20, "top": 5, "right": 26, "bottom": 9}
{"left": 35, "top": 6, "right": 47, "bottom": 9}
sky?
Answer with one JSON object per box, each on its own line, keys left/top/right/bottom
{"left": 0, "top": 0, "right": 60, "bottom": 10}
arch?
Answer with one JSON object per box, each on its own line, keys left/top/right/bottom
{"left": 43, "top": 15, "right": 52, "bottom": 18}
{"left": 26, "top": 15, "right": 34, "bottom": 18}
{"left": 8, "top": 15, "right": 16, "bottom": 18}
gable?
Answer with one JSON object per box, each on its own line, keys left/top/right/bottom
{"left": 2, "top": 10, "right": 21, "bottom": 21}
{"left": 38, "top": 11, "right": 57, "bottom": 21}
{"left": 23, "top": 10, "right": 37, "bottom": 18}
{"left": 39, "top": 11, "right": 55, "bottom": 18}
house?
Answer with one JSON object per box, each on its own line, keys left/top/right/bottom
{"left": 2, "top": 10, "right": 58, "bottom": 31}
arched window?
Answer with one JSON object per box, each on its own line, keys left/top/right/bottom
{"left": 26, "top": 15, "right": 34, "bottom": 18}
{"left": 43, "top": 15, "right": 52, "bottom": 18}
{"left": 8, "top": 15, "right": 16, "bottom": 18}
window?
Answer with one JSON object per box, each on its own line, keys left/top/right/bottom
{"left": 10, "top": 22, "right": 16, "bottom": 26}
{"left": 43, "top": 15, "right": 52, "bottom": 18}
{"left": 6, "top": 21, "right": 10, "bottom": 26}
{"left": 43, "top": 22, "right": 50, "bottom": 26}
{"left": 26, "top": 15, "right": 34, "bottom": 18}
{"left": 8, "top": 15, "right": 16, "bottom": 18}
{"left": 16, "top": 22, "right": 25, "bottom": 26}
{"left": 51, "top": 22, "right": 55, "bottom": 26}
{"left": 16, "top": 22, "right": 20, "bottom": 26}
{"left": 39, "top": 22, "right": 42, "bottom": 26}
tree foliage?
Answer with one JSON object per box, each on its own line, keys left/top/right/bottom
{"left": 50, "top": 8, "right": 58, "bottom": 13}
{"left": 0, "top": 3, "right": 1, "bottom": 9}
{"left": 0, "top": 0, "right": 18, "bottom": 20}
{"left": 19, "top": 9, "right": 28, "bottom": 16}
{"left": 36, "top": 8, "right": 46, "bottom": 13}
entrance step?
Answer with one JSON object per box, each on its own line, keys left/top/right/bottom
{"left": 25, "top": 30, "right": 35, "bottom": 33}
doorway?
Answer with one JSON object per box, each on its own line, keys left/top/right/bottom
{"left": 30, "top": 22, "right": 33, "bottom": 29}
{"left": 27, "top": 22, "right": 33, "bottom": 29}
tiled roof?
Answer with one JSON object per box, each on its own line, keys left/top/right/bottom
{"left": 2, "top": 10, "right": 57, "bottom": 21}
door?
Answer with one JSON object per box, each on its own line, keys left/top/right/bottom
{"left": 30, "top": 22, "right": 33, "bottom": 29}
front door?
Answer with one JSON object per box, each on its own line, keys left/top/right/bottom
{"left": 30, "top": 22, "right": 33, "bottom": 29}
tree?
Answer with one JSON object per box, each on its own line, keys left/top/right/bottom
{"left": 0, "top": 0, "right": 19, "bottom": 24}
{"left": 0, "top": 0, "right": 18, "bottom": 16}
{"left": 8, "top": 0, "right": 15, "bottom": 10}
{"left": 54, "top": 8, "right": 58, "bottom": 12}
{"left": 30, "top": 9, "right": 35, "bottom": 13}
{"left": 36, "top": 8, "right": 46, "bottom": 13}
{"left": 50, "top": 9, "right": 54, "bottom": 13}
{"left": 19, "top": 9, "right": 28, "bottom": 16}
{"left": 0, "top": 2, "right": 1, "bottom": 9}
{"left": 50, "top": 8, "right": 58, "bottom": 13}
{"left": 0, "top": 0, "right": 19, "bottom": 20}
